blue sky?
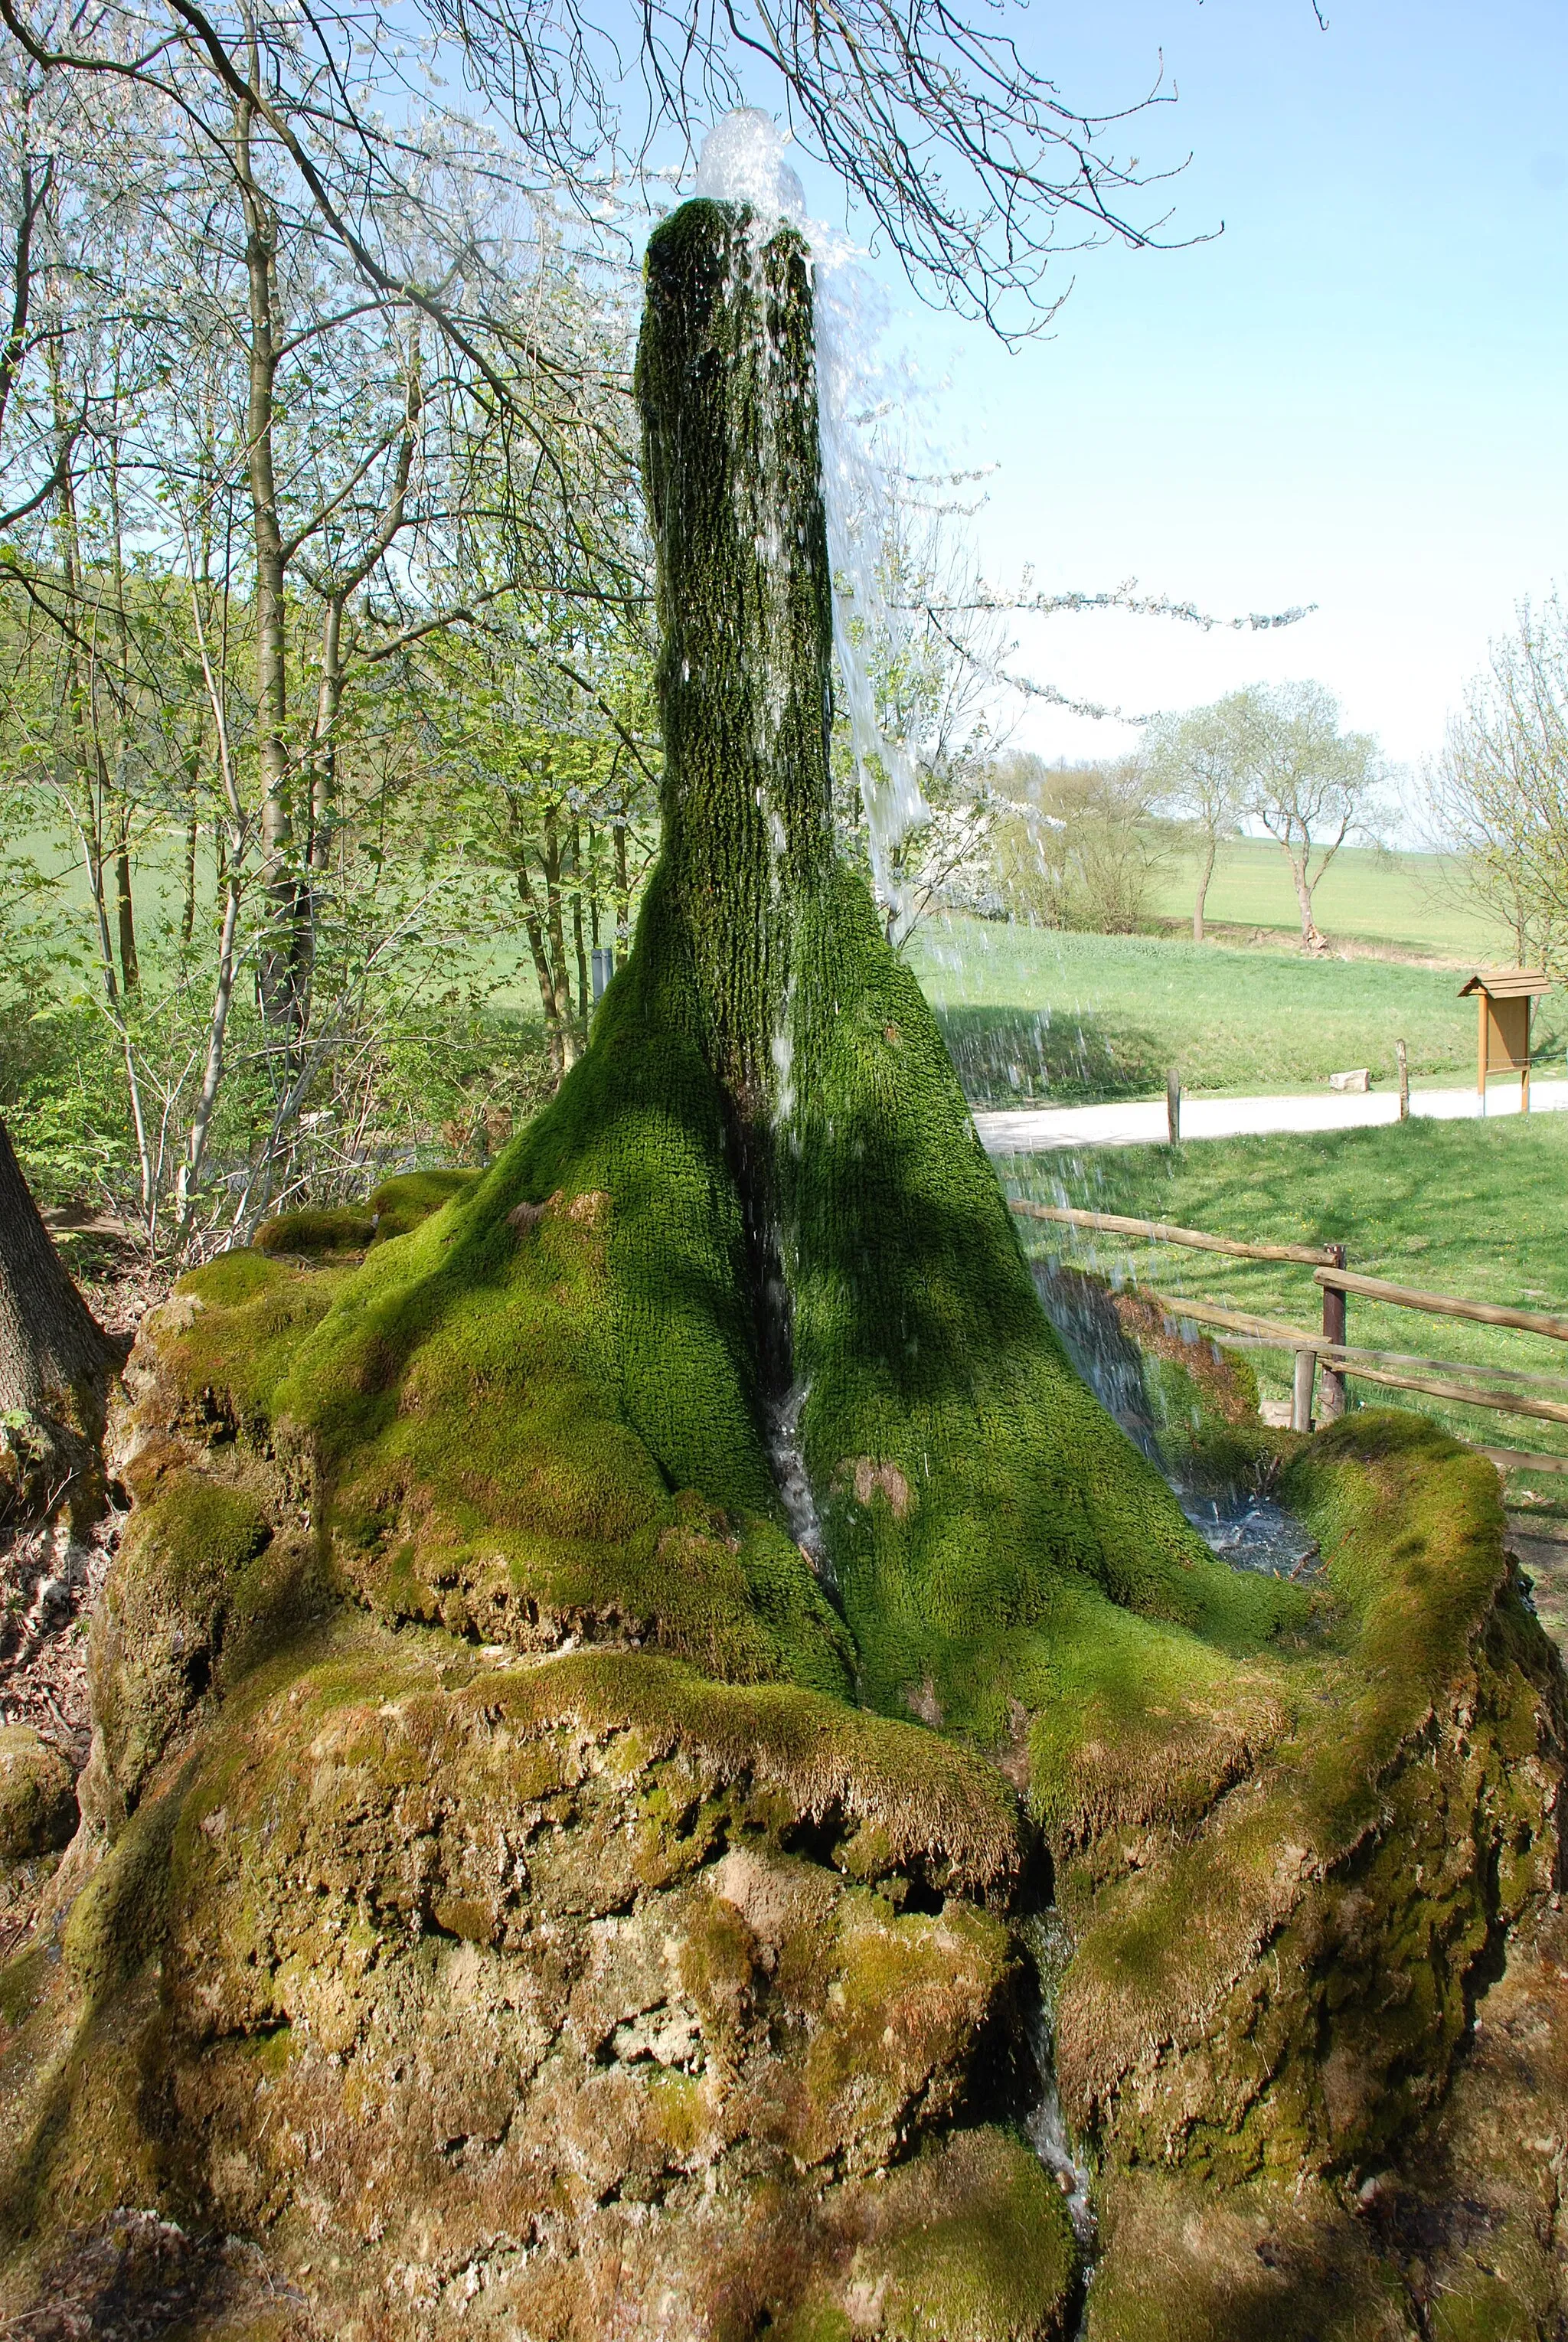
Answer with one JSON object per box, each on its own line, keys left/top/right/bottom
{"left": 750, "top": 2, "right": 1568, "bottom": 795}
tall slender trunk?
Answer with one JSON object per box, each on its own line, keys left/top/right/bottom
{"left": 613, "top": 817, "right": 630, "bottom": 945}
{"left": 309, "top": 593, "right": 345, "bottom": 876}
{"left": 175, "top": 871, "right": 243, "bottom": 1249}
{"left": 541, "top": 805, "right": 580, "bottom": 1066}
{"left": 235, "top": 75, "right": 305, "bottom": 1058}
{"left": 514, "top": 861, "right": 564, "bottom": 1077}
{"left": 571, "top": 821, "right": 589, "bottom": 1018}
{"left": 47, "top": 332, "right": 116, "bottom": 1007}
{"left": 1193, "top": 829, "right": 1217, "bottom": 945}
{"left": 105, "top": 403, "right": 139, "bottom": 994}
{"left": 113, "top": 829, "right": 139, "bottom": 992}
{"left": 181, "top": 815, "right": 199, "bottom": 946}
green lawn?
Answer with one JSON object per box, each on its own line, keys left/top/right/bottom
{"left": 1001, "top": 1115, "right": 1568, "bottom": 1475}
{"left": 905, "top": 919, "right": 1566, "bottom": 1106}
{"left": 1146, "top": 838, "right": 1508, "bottom": 959}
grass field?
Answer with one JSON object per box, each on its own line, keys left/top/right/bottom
{"left": 906, "top": 919, "right": 1568, "bottom": 1106}
{"left": 1146, "top": 838, "right": 1508, "bottom": 959}
{"left": 1001, "top": 1114, "right": 1568, "bottom": 1473}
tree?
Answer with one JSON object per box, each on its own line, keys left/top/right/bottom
{"left": 0, "top": 0, "right": 1194, "bottom": 350}
{"left": 989, "top": 753, "right": 1172, "bottom": 933}
{"left": 0, "top": 31, "right": 644, "bottom": 1253}
{"left": 1233, "top": 681, "right": 1382, "bottom": 954}
{"left": 0, "top": 1115, "right": 116, "bottom": 1521}
{"left": 1144, "top": 694, "right": 1253, "bottom": 942}
{"left": 1429, "top": 596, "right": 1568, "bottom": 972}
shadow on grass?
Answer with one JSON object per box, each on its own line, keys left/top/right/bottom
{"left": 932, "top": 1004, "right": 1165, "bottom": 1109}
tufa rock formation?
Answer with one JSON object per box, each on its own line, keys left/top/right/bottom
{"left": 1, "top": 198, "right": 1566, "bottom": 2340}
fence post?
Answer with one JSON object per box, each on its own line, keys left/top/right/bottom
{"left": 1292, "top": 1347, "right": 1317, "bottom": 1434}
{"left": 1166, "top": 1069, "right": 1181, "bottom": 1147}
{"left": 1319, "top": 1243, "right": 1348, "bottom": 1421}
{"left": 1396, "top": 1037, "right": 1409, "bottom": 1122}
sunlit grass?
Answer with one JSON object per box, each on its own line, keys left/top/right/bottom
{"left": 1001, "top": 1114, "right": 1568, "bottom": 1469}
{"left": 906, "top": 919, "right": 1565, "bottom": 1106}
{"left": 1145, "top": 837, "right": 1506, "bottom": 958}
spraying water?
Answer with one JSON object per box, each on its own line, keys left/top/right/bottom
{"left": 694, "top": 111, "right": 929, "bottom": 919}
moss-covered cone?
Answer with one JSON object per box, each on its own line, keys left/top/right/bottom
{"left": 237, "top": 196, "right": 1282, "bottom": 1750}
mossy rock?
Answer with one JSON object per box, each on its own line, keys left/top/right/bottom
{"left": 1054, "top": 1412, "right": 1566, "bottom": 2184}
{"left": 43, "top": 1622, "right": 1048, "bottom": 2334}
{"left": 89, "top": 1458, "right": 331, "bottom": 1813}
{"left": 367, "top": 1166, "right": 482, "bottom": 1235}
{"left": 0, "top": 1729, "right": 76, "bottom": 1864}
{"left": 10, "top": 188, "right": 1568, "bottom": 2337}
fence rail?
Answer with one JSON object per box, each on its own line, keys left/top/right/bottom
{"left": 1314, "top": 1266, "right": 1568, "bottom": 1344}
{"left": 1009, "top": 1199, "right": 1338, "bottom": 1267}
{"left": 1010, "top": 1191, "right": 1568, "bottom": 1465}
{"left": 1148, "top": 1295, "right": 1568, "bottom": 1390}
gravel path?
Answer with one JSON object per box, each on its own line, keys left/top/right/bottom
{"left": 975, "top": 1077, "right": 1568, "bottom": 1155}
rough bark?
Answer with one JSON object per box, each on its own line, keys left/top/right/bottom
{"left": 0, "top": 1119, "right": 113, "bottom": 1428}
{"left": 638, "top": 201, "right": 835, "bottom": 1132}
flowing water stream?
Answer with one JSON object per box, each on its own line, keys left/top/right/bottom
{"left": 1031, "top": 1255, "right": 1319, "bottom": 1579}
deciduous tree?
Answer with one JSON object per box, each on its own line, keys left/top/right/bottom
{"left": 1233, "top": 681, "right": 1382, "bottom": 954}
{"left": 1430, "top": 596, "right": 1568, "bottom": 973}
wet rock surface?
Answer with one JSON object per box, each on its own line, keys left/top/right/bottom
{"left": 0, "top": 1289, "right": 1077, "bottom": 2341}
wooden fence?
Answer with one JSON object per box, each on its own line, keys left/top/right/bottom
{"left": 1008, "top": 1197, "right": 1568, "bottom": 1471}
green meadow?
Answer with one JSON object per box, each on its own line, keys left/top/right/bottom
{"left": 1001, "top": 1113, "right": 1568, "bottom": 1474}
{"left": 1145, "top": 836, "right": 1507, "bottom": 959}
{"left": 906, "top": 918, "right": 1566, "bottom": 1106}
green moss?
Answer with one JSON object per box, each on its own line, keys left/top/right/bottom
{"left": 1054, "top": 1409, "right": 1565, "bottom": 2180}
{"left": 782, "top": 866, "right": 1302, "bottom": 1740}
{"left": 0, "top": 1944, "right": 48, "bottom": 2030}
{"left": 253, "top": 1172, "right": 480, "bottom": 1258}
{"left": 772, "top": 2130, "right": 1077, "bottom": 2342}
{"left": 1281, "top": 1412, "right": 1514, "bottom": 1847}
{"left": 62, "top": 1786, "right": 182, "bottom": 2004}
{"left": 161, "top": 1255, "right": 345, "bottom": 1432}
{"left": 93, "top": 1469, "right": 328, "bottom": 1802}
{"left": 0, "top": 1729, "right": 76, "bottom": 1863}
{"left": 177, "top": 1248, "right": 291, "bottom": 1308}
{"left": 367, "top": 1166, "right": 481, "bottom": 1234}
{"left": 255, "top": 1205, "right": 376, "bottom": 1256}
{"left": 1085, "top": 2167, "right": 1413, "bottom": 2342}
{"left": 873, "top": 2130, "right": 1077, "bottom": 2340}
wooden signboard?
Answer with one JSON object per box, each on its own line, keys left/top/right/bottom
{"left": 1459, "top": 971, "right": 1551, "bottom": 1110}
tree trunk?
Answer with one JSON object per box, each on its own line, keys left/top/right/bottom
{"left": 181, "top": 814, "right": 199, "bottom": 947}
{"left": 1193, "top": 830, "right": 1217, "bottom": 944}
{"left": 571, "top": 822, "right": 589, "bottom": 1019}
{"left": 1289, "top": 848, "right": 1327, "bottom": 953}
{"left": 237, "top": 85, "right": 305, "bottom": 1057}
{"left": 613, "top": 818, "right": 630, "bottom": 946}
{"left": 0, "top": 1119, "right": 113, "bottom": 1423}
{"left": 514, "top": 858, "right": 565, "bottom": 1080}
{"left": 639, "top": 201, "right": 834, "bottom": 1134}
{"left": 113, "top": 835, "right": 139, "bottom": 994}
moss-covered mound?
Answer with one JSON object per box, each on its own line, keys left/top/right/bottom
{"left": 256, "top": 1168, "right": 482, "bottom": 1259}
{"left": 2, "top": 189, "right": 1566, "bottom": 2339}
{"left": 0, "top": 1728, "right": 76, "bottom": 1867}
